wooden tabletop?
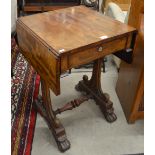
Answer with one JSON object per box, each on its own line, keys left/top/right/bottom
{"left": 17, "top": 5, "right": 136, "bottom": 55}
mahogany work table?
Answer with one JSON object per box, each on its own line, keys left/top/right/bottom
{"left": 16, "top": 6, "right": 137, "bottom": 152}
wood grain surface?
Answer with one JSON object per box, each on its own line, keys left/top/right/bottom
{"left": 16, "top": 21, "right": 61, "bottom": 95}
{"left": 116, "top": 0, "right": 144, "bottom": 123}
{"left": 18, "top": 6, "right": 136, "bottom": 55}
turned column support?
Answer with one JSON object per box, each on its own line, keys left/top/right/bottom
{"left": 54, "top": 95, "right": 91, "bottom": 115}
{"left": 34, "top": 58, "right": 117, "bottom": 153}
{"left": 75, "top": 58, "right": 117, "bottom": 123}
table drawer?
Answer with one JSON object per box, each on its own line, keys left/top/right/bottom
{"left": 68, "top": 37, "right": 127, "bottom": 69}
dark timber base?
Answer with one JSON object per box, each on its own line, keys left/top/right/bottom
{"left": 75, "top": 58, "right": 117, "bottom": 122}
{"left": 34, "top": 58, "right": 117, "bottom": 152}
{"left": 34, "top": 80, "right": 70, "bottom": 152}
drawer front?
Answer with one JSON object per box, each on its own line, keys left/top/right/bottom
{"left": 17, "top": 21, "right": 60, "bottom": 95}
{"left": 68, "top": 37, "right": 127, "bottom": 69}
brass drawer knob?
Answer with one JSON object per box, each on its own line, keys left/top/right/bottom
{"left": 98, "top": 46, "right": 103, "bottom": 52}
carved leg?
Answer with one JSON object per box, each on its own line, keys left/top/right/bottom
{"left": 34, "top": 79, "right": 70, "bottom": 152}
{"left": 75, "top": 58, "right": 117, "bottom": 123}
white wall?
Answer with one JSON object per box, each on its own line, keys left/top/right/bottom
{"left": 11, "top": 0, "right": 17, "bottom": 32}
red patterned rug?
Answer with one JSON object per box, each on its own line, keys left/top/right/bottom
{"left": 11, "top": 38, "right": 40, "bottom": 155}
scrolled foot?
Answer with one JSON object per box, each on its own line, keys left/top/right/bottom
{"left": 98, "top": 94, "right": 117, "bottom": 123}
{"left": 105, "top": 112, "right": 117, "bottom": 123}
{"left": 57, "top": 137, "right": 70, "bottom": 152}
